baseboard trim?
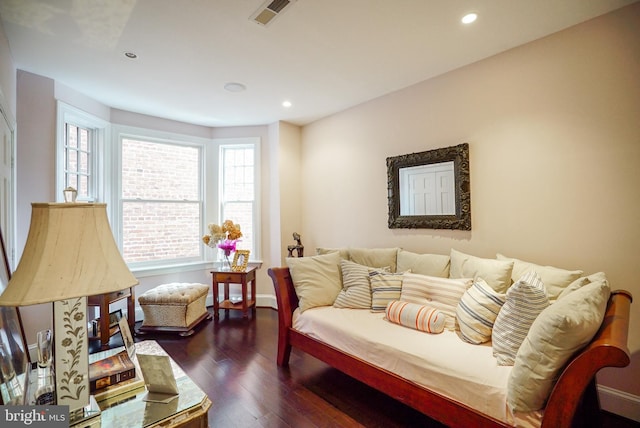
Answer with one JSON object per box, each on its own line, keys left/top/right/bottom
{"left": 598, "top": 384, "right": 640, "bottom": 422}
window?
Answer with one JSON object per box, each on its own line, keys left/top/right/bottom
{"left": 219, "top": 144, "right": 259, "bottom": 256}
{"left": 55, "top": 116, "right": 261, "bottom": 272}
{"left": 56, "top": 102, "right": 109, "bottom": 202}
{"left": 120, "top": 137, "right": 202, "bottom": 266}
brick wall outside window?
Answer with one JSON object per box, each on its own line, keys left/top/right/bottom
{"left": 121, "top": 139, "right": 201, "bottom": 263}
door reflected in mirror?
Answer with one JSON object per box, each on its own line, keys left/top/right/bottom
{"left": 399, "top": 161, "right": 455, "bottom": 216}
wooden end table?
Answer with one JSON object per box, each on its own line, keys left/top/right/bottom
{"left": 87, "top": 287, "right": 135, "bottom": 350}
{"left": 211, "top": 266, "right": 257, "bottom": 319}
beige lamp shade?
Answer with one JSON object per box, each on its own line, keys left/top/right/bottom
{"left": 0, "top": 203, "right": 138, "bottom": 306}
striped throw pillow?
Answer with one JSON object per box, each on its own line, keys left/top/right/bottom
{"left": 385, "top": 301, "right": 446, "bottom": 334}
{"left": 370, "top": 271, "right": 404, "bottom": 312}
{"left": 333, "top": 260, "right": 388, "bottom": 309}
{"left": 400, "top": 272, "right": 472, "bottom": 330}
{"left": 456, "top": 278, "right": 507, "bottom": 344}
{"left": 492, "top": 271, "right": 549, "bottom": 365}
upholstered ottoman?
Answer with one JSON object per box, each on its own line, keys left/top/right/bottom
{"left": 138, "top": 283, "right": 211, "bottom": 336}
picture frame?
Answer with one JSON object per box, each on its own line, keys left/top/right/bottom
{"left": 0, "top": 226, "right": 29, "bottom": 405}
{"left": 118, "top": 316, "right": 135, "bottom": 359}
{"left": 92, "top": 309, "right": 123, "bottom": 336}
{"left": 232, "top": 250, "right": 250, "bottom": 272}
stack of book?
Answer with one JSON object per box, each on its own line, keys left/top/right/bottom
{"left": 89, "top": 350, "right": 141, "bottom": 400}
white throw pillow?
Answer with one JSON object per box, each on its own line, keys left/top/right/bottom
{"left": 507, "top": 278, "right": 610, "bottom": 412}
{"left": 400, "top": 272, "right": 472, "bottom": 330}
{"left": 286, "top": 252, "right": 342, "bottom": 312}
{"left": 496, "top": 254, "right": 583, "bottom": 301}
{"left": 333, "top": 259, "right": 387, "bottom": 309}
{"left": 456, "top": 278, "right": 506, "bottom": 344}
{"left": 396, "top": 250, "right": 450, "bottom": 278}
{"left": 450, "top": 249, "right": 514, "bottom": 293}
{"left": 492, "top": 271, "right": 549, "bottom": 365}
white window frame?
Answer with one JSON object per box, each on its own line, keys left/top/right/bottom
{"left": 111, "top": 125, "right": 210, "bottom": 273}
{"left": 56, "top": 102, "right": 110, "bottom": 203}
{"left": 216, "top": 138, "right": 261, "bottom": 260}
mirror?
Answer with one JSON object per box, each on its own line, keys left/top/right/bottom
{"left": 387, "top": 143, "right": 471, "bottom": 230}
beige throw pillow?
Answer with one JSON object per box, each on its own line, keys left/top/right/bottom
{"left": 496, "top": 254, "right": 583, "bottom": 301}
{"left": 286, "top": 252, "right": 342, "bottom": 312}
{"left": 450, "top": 249, "right": 514, "bottom": 293}
{"left": 507, "top": 278, "right": 610, "bottom": 412}
{"left": 396, "top": 250, "right": 450, "bottom": 278}
{"left": 348, "top": 248, "right": 399, "bottom": 273}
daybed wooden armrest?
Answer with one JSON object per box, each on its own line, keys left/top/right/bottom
{"left": 268, "top": 267, "right": 633, "bottom": 428}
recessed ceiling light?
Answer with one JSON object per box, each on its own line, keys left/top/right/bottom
{"left": 224, "top": 82, "right": 247, "bottom": 92}
{"left": 461, "top": 13, "right": 478, "bottom": 24}
{"left": 124, "top": 52, "right": 138, "bottom": 59}
{"left": 282, "top": 100, "right": 292, "bottom": 108}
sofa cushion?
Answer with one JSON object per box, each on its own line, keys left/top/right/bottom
{"left": 492, "top": 271, "right": 549, "bottom": 365}
{"left": 385, "top": 300, "right": 446, "bottom": 334}
{"left": 286, "top": 252, "right": 342, "bottom": 312}
{"left": 400, "top": 272, "right": 472, "bottom": 330}
{"left": 333, "top": 260, "right": 388, "bottom": 309}
{"left": 456, "top": 278, "right": 506, "bottom": 344}
{"left": 449, "top": 249, "right": 514, "bottom": 293}
{"left": 348, "top": 247, "right": 399, "bottom": 272}
{"left": 557, "top": 271, "right": 607, "bottom": 300}
{"left": 496, "top": 254, "right": 583, "bottom": 301}
{"left": 316, "top": 247, "right": 350, "bottom": 260}
{"left": 507, "top": 278, "right": 610, "bottom": 412}
{"left": 396, "top": 250, "right": 450, "bottom": 278}
{"left": 370, "top": 271, "right": 404, "bottom": 312}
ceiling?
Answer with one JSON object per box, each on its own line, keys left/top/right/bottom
{"left": 0, "top": 0, "right": 636, "bottom": 127}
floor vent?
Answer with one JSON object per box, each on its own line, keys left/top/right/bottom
{"left": 251, "top": 0, "right": 296, "bottom": 26}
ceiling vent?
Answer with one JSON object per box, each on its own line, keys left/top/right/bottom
{"left": 251, "top": 0, "right": 297, "bottom": 26}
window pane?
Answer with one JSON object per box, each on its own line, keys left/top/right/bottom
{"left": 222, "top": 201, "right": 253, "bottom": 253}
{"left": 67, "top": 125, "right": 78, "bottom": 148}
{"left": 80, "top": 128, "right": 88, "bottom": 151}
{"left": 122, "top": 201, "right": 200, "bottom": 263}
{"left": 67, "top": 149, "right": 77, "bottom": 172}
{"left": 122, "top": 139, "right": 199, "bottom": 201}
{"left": 80, "top": 151, "right": 88, "bottom": 174}
{"left": 79, "top": 175, "right": 88, "bottom": 198}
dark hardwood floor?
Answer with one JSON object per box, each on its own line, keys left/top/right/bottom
{"left": 116, "top": 307, "right": 636, "bottom": 427}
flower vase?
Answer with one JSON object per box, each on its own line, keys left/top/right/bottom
{"left": 218, "top": 248, "right": 232, "bottom": 270}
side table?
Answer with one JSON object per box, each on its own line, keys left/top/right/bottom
{"left": 87, "top": 287, "right": 135, "bottom": 350}
{"left": 211, "top": 266, "right": 257, "bottom": 319}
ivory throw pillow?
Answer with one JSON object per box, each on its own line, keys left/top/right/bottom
{"left": 456, "top": 278, "right": 507, "bottom": 344}
{"left": 385, "top": 301, "right": 446, "bottom": 334}
{"left": 557, "top": 272, "right": 607, "bottom": 300}
{"left": 370, "top": 271, "right": 404, "bottom": 312}
{"left": 492, "top": 271, "right": 549, "bottom": 365}
{"left": 348, "top": 247, "right": 399, "bottom": 273}
{"left": 396, "top": 250, "right": 450, "bottom": 278}
{"left": 507, "top": 278, "right": 610, "bottom": 412}
{"left": 496, "top": 254, "right": 583, "bottom": 301}
{"left": 286, "top": 252, "right": 342, "bottom": 312}
{"left": 400, "top": 272, "right": 472, "bottom": 330}
{"left": 449, "top": 249, "right": 514, "bottom": 293}
{"left": 333, "top": 260, "right": 387, "bottom": 309}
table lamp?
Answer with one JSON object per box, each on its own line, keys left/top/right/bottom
{"left": 0, "top": 203, "right": 138, "bottom": 422}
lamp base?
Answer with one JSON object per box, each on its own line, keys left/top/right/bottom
{"left": 69, "top": 395, "right": 101, "bottom": 427}
{"left": 54, "top": 298, "right": 90, "bottom": 415}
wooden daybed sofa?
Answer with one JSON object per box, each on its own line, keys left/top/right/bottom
{"left": 268, "top": 249, "right": 633, "bottom": 428}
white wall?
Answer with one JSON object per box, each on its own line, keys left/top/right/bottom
{"left": 299, "top": 3, "right": 640, "bottom": 416}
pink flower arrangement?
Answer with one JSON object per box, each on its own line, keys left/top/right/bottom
{"left": 217, "top": 239, "right": 238, "bottom": 257}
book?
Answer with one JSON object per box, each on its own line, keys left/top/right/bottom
{"left": 93, "top": 376, "right": 145, "bottom": 402}
{"left": 89, "top": 350, "right": 136, "bottom": 392}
